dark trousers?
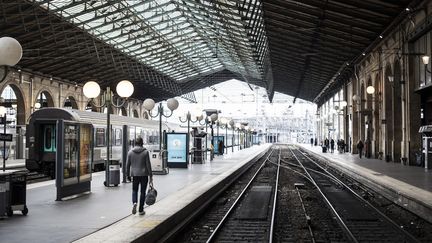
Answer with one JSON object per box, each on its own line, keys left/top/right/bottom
{"left": 358, "top": 149, "right": 363, "bottom": 158}
{"left": 132, "top": 176, "right": 148, "bottom": 212}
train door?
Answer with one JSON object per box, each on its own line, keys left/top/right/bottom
{"left": 41, "top": 124, "right": 57, "bottom": 177}
{"left": 43, "top": 124, "right": 56, "bottom": 153}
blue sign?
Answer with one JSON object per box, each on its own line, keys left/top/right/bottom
{"left": 166, "top": 133, "right": 188, "bottom": 168}
{"left": 213, "top": 136, "right": 225, "bottom": 154}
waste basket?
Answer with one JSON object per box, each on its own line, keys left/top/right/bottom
{"left": 0, "top": 176, "right": 6, "bottom": 217}
{"left": 104, "top": 160, "right": 120, "bottom": 187}
{"left": 0, "top": 170, "right": 28, "bottom": 217}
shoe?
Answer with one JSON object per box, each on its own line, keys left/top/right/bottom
{"left": 139, "top": 211, "right": 145, "bottom": 215}
{"left": 132, "top": 203, "right": 137, "bottom": 215}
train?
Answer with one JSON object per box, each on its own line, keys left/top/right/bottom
{"left": 25, "top": 108, "right": 180, "bottom": 178}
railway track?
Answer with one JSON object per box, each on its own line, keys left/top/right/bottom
{"left": 285, "top": 145, "right": 419, "bottom": 242}
{"left": 175, "top": 146, "right": 281, "bottom": 242}
{"left": 26, "top": 171, "right": 51, "bottom": 184}
{"left": 171, "top": 144, "right": 431, "bottom": 242}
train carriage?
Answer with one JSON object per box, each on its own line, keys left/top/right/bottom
{"left": 26, "top": 108, "right": 179, "bottom": 178}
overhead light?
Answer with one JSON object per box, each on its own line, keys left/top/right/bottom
{"left": 352, "top": 94, "right": 360, "bottom": 102}
{"left": 366, "top": 85, "right": 375, "bottom": 94}
{"left": 422, "top": 55, "right": 430, "bottom": 65}
{"left": 379, "top": 35, "right": 383, "bottom": 39}
{"left": 405, "top": 7, "right": 410, "bottom": 11}
{"left": 362, "top": 53, "right": 366, "bottom": 56}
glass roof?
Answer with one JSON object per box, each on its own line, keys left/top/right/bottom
{"left": 163, "top": 79, "right": 316, "bottom": 131}
{"left": 36, "top": 0, "right": 264, "bottom": 83}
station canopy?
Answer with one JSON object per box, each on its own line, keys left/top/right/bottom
{"left": 0, "top": 0, "right": 413, "bottom": 103}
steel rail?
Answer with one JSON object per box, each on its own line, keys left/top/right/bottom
{"left": 295, "top": 187, "right": 316, "bottom": 243}
{"left": 206, "top": 147, "right": 276, "bottom": 243}
{"left": 289, "top": 147, "right": 359, "bottom": 243}
{"left": 269, "top": 148, "right": 281, "bottom": 243}
{"left": 280, "top": 158, "right": 343, "bottom": 186}
{"left": 296, "top": 148, "right": 420, "bottom": 243}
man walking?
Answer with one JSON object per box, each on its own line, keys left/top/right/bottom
{"left": 126, "top": 137, "right": 153, "bottom": 215}
{"left": 357, "top": 140, "right": 364, "bottom": 159}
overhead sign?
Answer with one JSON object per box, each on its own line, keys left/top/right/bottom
{"left": 0, "top": 133, "right": 12, "bottom": 141}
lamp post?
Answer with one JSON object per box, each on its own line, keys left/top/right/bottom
{"left": 143, "top": 98, "right": 179, "bottom": 152}
{"left": 83, "top": 80, "right": 134, "bottom": 187}
{"left": 235, "top": 122, "right": 241, "bottom": 150}
{"left": 179, "top": 111, "right": 203, "bottom": 139}
{"left": 202, "top": 110, "right": 218, "bottom": 161}
{"left": 0, "top": 106, "right": 6, "bottom": 171}
{"left": 229, "top": 120, "right": 235, "bottom": 153}
{"left": 218, "top": 117, "right": 229, "bottom": 154}
{"left": 179, "top": 111, "right": 203, "bottom": 162}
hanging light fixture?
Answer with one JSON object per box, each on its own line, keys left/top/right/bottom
{"left": 366, "top": 86, "right": 375, "bottom": 94}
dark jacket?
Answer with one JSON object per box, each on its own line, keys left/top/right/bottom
{"left": 126, "top": 146, "right": 152, "bottom": 177}
{"left": 357, "top": 141, "right": 364, "bottom": 150}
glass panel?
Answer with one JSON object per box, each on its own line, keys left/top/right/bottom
{"left": 115, "top": 129, "right": 122, "bottom": 146}
{"left": 79, "top": 124, "right": 92, "bottom": 182}
{"left": 63, "top": 125, "right": 78, "bottom": 186}
{"left": 129, "top": 127, "right": 136, "bottom": 147}
{"left": 95, "top": 128, "right": 106, "bottom": 147}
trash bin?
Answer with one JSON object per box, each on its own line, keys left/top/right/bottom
{"left": 0, "top": 176, "right": 7, "bottom": 217}
{"left": 8, "top": 171, "right": 28, "bottom": 216}
{"left": 105, "top": 160, "right": 120, "bottom": 187}
{"left": 0, "top": 170, "right": 28, "bottom": 217}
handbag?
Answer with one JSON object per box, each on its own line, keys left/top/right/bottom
{"left": 145, "top": 183, "right": 157, "bottom": 205}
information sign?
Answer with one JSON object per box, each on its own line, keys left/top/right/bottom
{"left": 0, "top": 133, "right": 12, "bottom": 141}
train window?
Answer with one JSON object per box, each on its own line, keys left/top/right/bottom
{"left": 43, "top": 125, "right": 56, "bottom": 152}
{"left": 142, "top": 130, "right": 148, "bottom": 144}
{"left": 95, "top": 128, "right": 106, "bottom": 147}
{"left": 115, "top": 129, "right": 122, "bottom": 146}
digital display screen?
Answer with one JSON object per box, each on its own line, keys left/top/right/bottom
{"left": 166, "top": 133, "right": 188, "bottom": 164}
{"left": 213, "top": 136, "right": 224, "bottom": 154}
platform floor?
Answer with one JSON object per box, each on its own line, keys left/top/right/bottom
{"left": 0, "top": 145, "right": 270, "bottom": 243}
{"left": 298, "top": 144, "right": 432, "bottom": 221}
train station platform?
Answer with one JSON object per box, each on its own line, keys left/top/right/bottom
{"left": 0, "top": 144, "right": 270, "bottom": 243}
{"left": 297, "top": 143, "right": 432, "bottom": 223}
{"left": 2, "top": 158, "right": 25, "bottom": 169}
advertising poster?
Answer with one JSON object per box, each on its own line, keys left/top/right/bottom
{"left": 166, "top": 133, "right": 188, "bottom": 168}
{"left": 212, "top": 136, "right": 225, "bottom": 154}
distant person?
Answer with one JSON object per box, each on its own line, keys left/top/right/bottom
{"left": 330, "top": 139, "right": 335, "bottom": 153}
{"left": 126, "top": 137, "right": 153, "bottom": 215}
{"left": 325, "top": 138, "right": 329, "bottom": 150}
{"left": 310, "top": 137, "right": 314, "bottom": 146}
{"left": 314, "top": 138, "right": 317, "bottom": 146}
{"left": 357, "top": 140, "right": 364, "bottom": 159}
{"left": 219, "top": 140, "right": 224, "bottom": 155}
{"left": 340, "top": 139, "right": 345, "bottom": 153}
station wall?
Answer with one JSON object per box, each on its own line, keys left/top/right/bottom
{"left": 317, "top": 1, "right": 432, "bottom": 165}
